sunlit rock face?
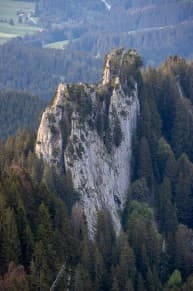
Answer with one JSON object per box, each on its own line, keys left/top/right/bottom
{"left": 36, "top": 49, "right": 140, "bottom": 237}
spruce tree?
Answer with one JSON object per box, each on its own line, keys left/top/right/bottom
{"left": 175, "top": 154, "right": 193, "bottom": 227}
{"left": 157, "top": 177, "right": 177, "bottom": 236}
{"left": 138, "top": 136, "right": 153, "bottom": 187}
{"left": 1, "top": 208, "right": 21, "bottom": 267}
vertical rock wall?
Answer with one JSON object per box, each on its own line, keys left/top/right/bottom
{"left": 36, "top": 49, "right": 140, "bottom": 237}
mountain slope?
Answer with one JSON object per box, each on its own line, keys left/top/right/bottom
{"left": 38, "top": 0, "right": 193, "bottom": 65}
{"left": 0, "top": 41, "right": 101, "bottom": 99}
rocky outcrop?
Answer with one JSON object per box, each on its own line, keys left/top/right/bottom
{"left": 36, "top": 49, "right": 141, "bottom": 237}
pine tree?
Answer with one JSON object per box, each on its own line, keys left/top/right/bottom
{"left": 94, "top": 247, "right": 105, "bottom": 291}
{"left": 16, "top": 199, "right": 33, "bottom": 267}
{"left": 157, "top": 177, "right": 177, "bottom": 236}
{"left": 117, "top": 234, "right": 136, "bottom": 287}
{"left": 172, "top": 98, "right": 193, "bottom": 160}
{"left": 30, "top": 241, "right": 50, "bottom": 290}
{"left": 175, "top": 154, "right": 193, "bottom": 227}
{"left": 138, "top": 136, "right": 153, "bottom": 187}
{"left": 165, "top": 269, "right": 182, "bottom": 291}
{"left": 175, "top": 225, "right": 193, "bottom": 276}
{"left": 74, "top": 264, "right": 93, "bottom": 291}
{"left": 1, "top": 208, "right": 21, "bottom": 267}
{"left": 157, "top": 137, "right": 176, "bottom": 182}
{"left": 95, "top": 209, "right": 116, "bottom": 270}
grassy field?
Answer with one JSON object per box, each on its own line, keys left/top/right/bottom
{"left": 44, "top": 40, "right": 69, "bottom": 49}
{"left": 0, "top": 0, "right": 40, "bottom": 43}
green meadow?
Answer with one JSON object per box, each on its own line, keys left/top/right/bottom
{"left": 0, "top": 0, "right": 40, "bottom": 43}
{"left": 44, "top": 40, "right": 69, "bottom": 49}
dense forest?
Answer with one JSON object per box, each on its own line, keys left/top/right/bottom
{"left": 0, "top": 90, "right": 46, "bottom": 140}
{"left": 0, "top": 40, "right": 102, "bottom": 100}
{"left": 36, "top": 0, "right": 193, "bottom": 65}
{"left": 0, "top": 54, "right": 193, "bottom": 290}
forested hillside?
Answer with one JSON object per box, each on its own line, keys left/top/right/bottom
{"left": 0, "top": 1, "right": 193, "bottom": 99}
{"left": 0, "top": 40, "right": 102, "bottom": 99}
{"left": 0, "top": 53, "right": 193, "bottom": 290}
{"left": 36, "top": 0, "right": 193, "bottom": 65}
{"left": 0, "top": 90, "right": 46, "bottom": 140}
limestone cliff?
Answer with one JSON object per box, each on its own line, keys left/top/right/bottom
{"left": 36, "top": 49, "right": 141, "bottom": 237}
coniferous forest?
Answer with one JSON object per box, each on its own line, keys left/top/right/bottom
{"left": 0, "top": 41, "right": 102, "bottom": 100}
{"left": 0, "top": 54, "right": 193, "bottom": 290}
{"left": 0, "top": 90, "right": 46, "bottom": 140}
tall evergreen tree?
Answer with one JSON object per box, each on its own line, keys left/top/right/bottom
{"left": 157, "top": 177, "right": 177, "bottom": 236}
{"left": 175, "top": 154, "right": 193, "bottom": 228}
{"left": 138, "top": 136, "right": 153, "bottom": 187}
{"left": 1, "top": 208, "right": 21, "bottom": 267}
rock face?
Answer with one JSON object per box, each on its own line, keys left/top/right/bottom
{"left": 36, "top": 49, "right": 140, "bottom": 237}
